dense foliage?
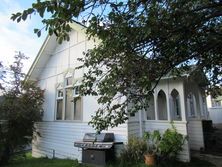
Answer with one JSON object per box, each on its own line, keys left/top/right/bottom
{"left": 144, "top": 125, "right": 186, "bottom": 162}
{"left": 11, "top": 0, "right": 222, "bottom": 131}
{"left": 119, "top": 137, "right": 147, "bottom": 166}
{"left": 0, "top": 52, "right": 44, "bottom": 165}
{"left": 143, "top": 130, "right": 161, "bottom": 155}
{"left": 119, "top": 126, "right": 186, "bottom": 166}
{"left": 158, "top": 126, "right": 185, "bottom": 161}
{"left": 0, "top": 62, "right": 5, "bottom": 90}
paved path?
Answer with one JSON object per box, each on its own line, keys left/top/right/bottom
{"left": 192, "top": 151, "right": 222, "bottom": 167}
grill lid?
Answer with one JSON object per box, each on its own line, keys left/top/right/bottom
{"left": 83, "top": 133, "right": 114, "bottom": 142}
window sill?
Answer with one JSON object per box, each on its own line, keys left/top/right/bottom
{"left": 144, "top": 120, "right": 187, "bottom": 124}
{"left": 54, "top": 120, "right": 83, "bottom": 123}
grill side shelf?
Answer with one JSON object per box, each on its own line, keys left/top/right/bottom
{"left": 74, "top": 141, "right": 114, "bottom": 150}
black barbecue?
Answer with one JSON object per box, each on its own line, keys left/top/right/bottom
{"left": 74, "top": 133, "right": 115, "bottom": 166}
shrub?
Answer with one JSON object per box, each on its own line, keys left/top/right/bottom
{"left": 119, "top": 136, "right": 147, "bottom": 166}
{"left": 158, "top": 125, "right": 186, "bottom": 161}
{"left": 143, "top": 124, "right": 186, "bottom": 163}
{"left": 0, "top": 53, "right": 44, "bottom": 165}
{"left": 143, "top": 130, "right": 161, "bottom": 155}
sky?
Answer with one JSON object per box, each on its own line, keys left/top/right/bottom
{"left": 0, "top": 0, "right": 46, "bottom": 73}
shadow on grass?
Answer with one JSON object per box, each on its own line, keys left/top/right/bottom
{"left": 107, "top": 157, "right": 216, "bottom": 167}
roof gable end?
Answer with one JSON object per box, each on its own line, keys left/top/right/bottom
{"left": 26, "top": 22, "right": 86, "bottom": 81}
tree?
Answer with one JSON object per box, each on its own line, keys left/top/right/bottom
{"left": 11, "top": 0, "right": 222, "bottom": 131}
{"left": 0, "top": 52, "right": 44, "bottom": 164}
{"left": 0, "top": 62, "right": 5, "bottom": 90}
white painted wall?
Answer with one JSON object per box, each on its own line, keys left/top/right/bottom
{"left": 38, "top": 29, "right": 94, "bottom": 122}
{"left": 32, "top": 122, "right": 128, "bottom": 160}
{"left": 187, "top": 120, "right": 204, "bottom": 150}
{"left": 32, "top": 26, "right": 207, "bottom": 163}
{"left": 32, "top": 29, "right": 128, "bottom": 160}
{"left": 184, "top": 78, "right": 208, "bottom": 152}
{"left": 184, "top": 79, "right": 208, "bottom": 120}
{"left": 154, "top": 78, "right": 186, "bottom": 121}
{"left": 127, "top": 103, "right": 142, "bottom": 138}
{"left": 128, "top": 121, "right": 140, "bottom": 137}
{"left": 208, "top": 107, "right": 222, "bottom": 124}
{"left": 207, "top": 95, "right": 213, "bottom": 108}
{"left": 126, "top": 77, "right": 191, "bottom": 162}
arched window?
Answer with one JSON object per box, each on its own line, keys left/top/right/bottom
{"left": 171, "top": 89, "right": 181, "bottom": 120}
{"left": 157, "top": 90, "right": 167, "bottom": 120}
{"left": 187, "top": 93, "right": 197, "bottom": 118}
{"left": 146, "top": 95, "right": 155, "bottom": 120}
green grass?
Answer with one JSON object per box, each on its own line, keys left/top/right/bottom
{"left": 2, "top": 153, "right": 87, "bottom": 167}
{"left": 107, "top": 157, "right": 215, "bottom": 167}
{"left": 2, "top": 153, "right": 216, "bottom": 167}
{"left": 153, "top": 158, "right": 216, "bottom": 167}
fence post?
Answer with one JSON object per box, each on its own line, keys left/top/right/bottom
{"left": 52, "top": 149, "right": 55, "bottom": 159}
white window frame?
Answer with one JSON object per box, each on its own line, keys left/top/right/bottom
{"left": 64, "top": 76, "right": 74, "bottom": 120}
{"left": 55, "top": 70, "right": 83, "bottom": 121}
{"left": 73, "top": 80, "right": 81, "bottom": 97}
{"left": 187, "top": 93, "right": 197, "bottom": 118}
{"left": 55, "top": 84, "right": 63, "bottom": 120}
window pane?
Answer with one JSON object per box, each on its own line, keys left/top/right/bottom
{"left": 58, "top": 90, "right": 63, "bottom": 97}
{"left": 56, "top": 99, "right": 63, "bottom": 120}
{"left": 172, "top": 97, "right": 181, "bottom": 120}
{"left": 175, "top": 97, "right": 180, "bottom": 116}
{"left": 190, "top": 99, "right": 195, "bottom": 116}
{"left": 74, "top": 98, "right": 81, "bottom": 120}
{"left": 171, "top": 90, "right": 181, "bottom": 120}
{"left": 65, "top": 89, "right": 73, "bottom": 120}
{"left": 66, "top": 77, "right": 72, "bottom": 86}
{"left": 74, "top": 86, "right": 80, "bottom": 96}
{"left": 146, "top": 96, "right": 155, "bottom": 120}
{"left": 157, "top": 90, "right": 167, "bottom": 120}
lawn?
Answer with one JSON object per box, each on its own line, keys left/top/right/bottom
{"left": 2, "top": 153, "right": 85, "bottom": 167}
{"left": 2, "top": 153, "right": 215, "bottom": 167}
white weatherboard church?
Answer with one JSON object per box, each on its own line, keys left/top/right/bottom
{"left": 27, "top": 22, "right": 210, "bottom": 162}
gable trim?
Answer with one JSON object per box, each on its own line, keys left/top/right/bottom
{"left": 26, "top": 21, "right": 87, "bottom": 81}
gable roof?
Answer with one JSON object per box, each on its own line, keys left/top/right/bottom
{"left": 27, "top": 22, "right": 207, "bottom": 87}
{"left": 26, "top": 22, "right": 86, "bottom": 81}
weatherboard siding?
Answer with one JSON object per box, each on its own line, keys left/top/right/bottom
{"left": 208, "top": 107, "right": 222, "bottom": 124}
{"left": 37, "top": 29, "right": 95, "bottom": 122}
{"left": 126, "top": 119, "right": 190, "bottom": 162}
{"left": 143, "top": 121, "right": 190, "bottom": 162}
{"left": 32, "top": 122, "right": 128, "bottom": 160}
{"left": 128, "top": 121, "right": 140, "bottom": 137}
{"left": 31, "top": 27, "right": 128, "bottom": 160}
{"left": 187, "top": 120, "right": 204, "bottom": 150}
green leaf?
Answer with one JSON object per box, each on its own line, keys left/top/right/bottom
{"left": 27, "top": 8, "right": 34, "bottom": 14}
{"left": 48, "top": 28, "right": 53, "bottom": 35}
{"left": 37, "top": 30, "right": 41, "bottom": 37}
{"left": 39, "top": 8, "right": 45, "bottom": 18}
{"left": 21, "top": 12, "right": 27, "bottom": 21}
{"left": 17, "top": 17, "right": 21, "bottom": 23}
{"left": 58, "top": 37, "right": 63, "bottom": 44}
{"left": 34, "top": 28, "right": 39, "bottom": 33}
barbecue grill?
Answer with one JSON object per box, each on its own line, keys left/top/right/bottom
{"left": 74, "top": 133, "right": 116, "bottom": 166}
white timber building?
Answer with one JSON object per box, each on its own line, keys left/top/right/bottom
{"left": 27, "top": 22, "right": 210, "bottom": 162}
